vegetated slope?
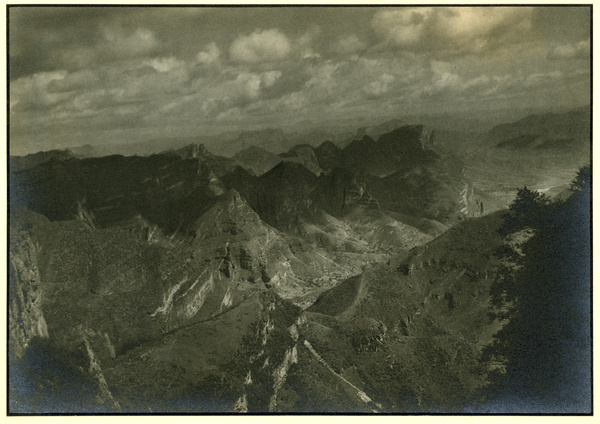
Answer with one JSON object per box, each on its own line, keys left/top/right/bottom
{"left": 301, "top": 211, "right": 508, "bottom": 411}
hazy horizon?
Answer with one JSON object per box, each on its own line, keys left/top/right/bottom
{"left": 9, "top": 6, "right": 591, "bottom": 155}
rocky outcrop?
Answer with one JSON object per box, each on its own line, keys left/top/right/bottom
{"left": 81, "top": 331, "right": 121, "bottom": 411}
{"left": 9, "top": 225, "right": 48, "bottom": 360}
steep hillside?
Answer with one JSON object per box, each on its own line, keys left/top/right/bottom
{"left": 8, "top": 190, "right": 373, "bottom": 412}
{"left": 303, "top": 211, "right": 508, "bottom": 410}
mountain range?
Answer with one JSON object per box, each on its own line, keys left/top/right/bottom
{"left": 8, "top": 108, "right": 591, "bottom": 413}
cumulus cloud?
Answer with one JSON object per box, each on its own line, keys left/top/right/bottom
{"left": 420, "top": 61, "right": 504, "bottom": 100}
{"left": 523, "top": 71, "right": 563, "bottom": 87}
{"left": 196, "top": 43, "right": 221, "bottom": 65}
{"left": 547, "top": 39, "right": 590, "bottom": 60}
{"left": 101, "top": 25, "right": 161, "bottom": 58}
{"left": 230, "top": 28, "right": 291, "bottom": 63}
{"left": 10, "top": 71, "right": 71, "bottom": 112}
{"left": 8, "top": 7, "right": 591, "bottom": 154}
{"left": 232, "top": 71, "right": 282, "bottom": 100}
{"left": 372, "top": 7, "right": 430, "bottom": 48}
{"left": 296, "top": 26, "right": 322, "bottom": 59}
{"left": 421, "top": 61, "right": 461, "bottom": 98}
{"left": 143, "top": 57, "right": 184, "bottom": 73}
{"left": 362, "top": 74, "right": 395, "bottom": 98}
{"left": 52, "top": 25, "right": 162, "bottom": 71}
{"left": 372, "top": 7, "right": 533, "bottom": 54}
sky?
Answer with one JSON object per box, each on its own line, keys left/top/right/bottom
{"left": 8, "top": 6, "right": 591, "bottom": 155}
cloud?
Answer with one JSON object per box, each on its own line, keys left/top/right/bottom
{"left": 100, "top": 25, "right": 160, "bottom": 57}
{"left": 196, "top": 43, "right": 221, "bottom": 65}
{"left": 333, "top": 35, "right": 368, "bottom": 55}
{"left": 372, "top": 7, "right": 534, "bottom": 54}
{"left": 10, "top": 71, "right": 71, "bottom": 112}
{"left": 372, "top": 8, "right": 430, "bottom": 48}
{"left": 296, "top": 26, "right": 322, "bottom": 59}
{"left": 362, "top": 74, "right": 395, "bottom": 98}
{"left": 547, "top": 39, "right": 590, "bottom": 60}
{"left": 232, "top": 71, "right": 282, "bottom": 100}
{"left": 51, "top": 25, "right": 162, "bottom": 71}
{"left": 158, "top": 69, "right": 285, "bottom": 121}
{"left": 143, "top": 56, "right": 185, "bottom": 73}
{"left": 46, "top": 69, "right": 100, "bottom": 93}
{"left": 230, "top": 28, "right": 291, "bottom": 63}
{"left": 523, "top": 71, "right": 563, "bottom": 87}
{"left": 420, "top": 61, "right": 461, "bottom": 98}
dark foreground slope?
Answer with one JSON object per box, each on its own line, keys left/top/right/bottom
{"left": 481, "top": 167, "right": 592, "bottom": 413}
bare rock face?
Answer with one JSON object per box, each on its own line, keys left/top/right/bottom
{"left": 9, "top": 224, "right": 49, "bottom": 361}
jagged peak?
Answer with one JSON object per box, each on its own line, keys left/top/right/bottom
{"left": 262, "top": 160, "right": 318, "bottom": 181}
{"left": 173, "top": 143, "right": 211, "bottom": 159}
{"left": 228, "top": 165, "right": 256, "bottom": 179}
{"left": 233, "top": 145, "right": 275, "bottom": 157}
{"left": 344, "top": 135, "right": 375, "bottom": 150}
{"left": 316, "top": 140, "right": 340, "bottom": 151}
{"left": 377, "top": 124, "right": 435, "bottom": 151}
{"left": 281, "top": 143, "right": 315, "bottom": 157}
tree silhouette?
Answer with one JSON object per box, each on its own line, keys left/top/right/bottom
{"left": 485, "top": 165, "right": 591, "bottom": 413}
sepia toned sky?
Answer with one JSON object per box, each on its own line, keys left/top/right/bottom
{"left": 9, "top": 6, "right": 591, "bottom": 154}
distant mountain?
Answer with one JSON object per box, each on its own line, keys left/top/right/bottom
{"left": 490, "top": 109, "right": 590, "bottom": 153}
{"left": 315, "top": 125, "right": 437, "bottom": 176}
{"left": 223, "top": 124, "right": 484, "bottom": 234}
{"left": 232, "top": 145, "right": 281, "bottom": 176}
{"left": 69, "top": 136, "right": 222, "bottom": 158}
{"left": 232, "top": 143, "right": 324, "bottom": 177}
{"left": 10, "top": 149, "right": 75, "bottom": 172}
{"left": 10, "top": 152, "right": 227, "bottom": 233}
{"left": 278, "top": 144, "right": 323, "bottom": 176}
{"left": 360, "top": 118, "right": 409, "bottom": 141}
{"left": 213, "top": 128, "right": 288, "bottom": 157}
